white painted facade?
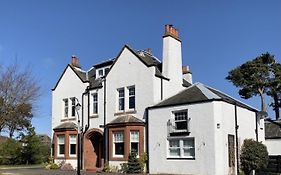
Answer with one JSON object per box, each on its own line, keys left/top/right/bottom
{"left": 266, "top": 139, "right": 281, "bottom": 155}
{"left": 148, "top": 101, "right": 264, "bottom": 175}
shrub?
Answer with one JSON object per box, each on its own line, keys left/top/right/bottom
{"left": 240, "top": 139, "right": 268, "bottom": 175}
{"left": 0, "top": 138, "right": 22, "bottom": 165}
{"left": 127, "top": 152, "right": 142, "bottom": 173}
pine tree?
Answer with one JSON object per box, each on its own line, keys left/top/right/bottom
{"left": 127, "top": 152, "right": 141, "bottom": 173}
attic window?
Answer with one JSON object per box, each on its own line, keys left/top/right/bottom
{"left": 98, "top": 69, "right": 104, "bottom": 77}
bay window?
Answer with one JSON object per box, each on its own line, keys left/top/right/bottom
{"left": 130, "top": 131, "right": 139, "bottom": 155}
{"left": 113, "top": 131, "right": 124, "bottom": 157}
{"left": 57, "top": 135, "right": 65, "bottom": 156}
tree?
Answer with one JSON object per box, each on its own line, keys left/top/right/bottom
{"left": 0, "top": 138, "right": 22, "bottom": 165}
{"left": 226, "top": 53, "right": 275, "bottom": 112}
{"left": 20, "top": 127, "right": 50, "bottom": 164}
{"left": 240, "top": 139, "right": 268, "bottom": 175}
{"left": 267, "top": 63, "right": 281, "bottom": 120}
{"left": 0, "top": 63, "right": 40, "bottom": 137}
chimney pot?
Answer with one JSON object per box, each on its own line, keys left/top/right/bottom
{"left": 164, "top": 24, "right": 179, "bottom": 40}
{"left": 71, "top": 55, "right": 81, "bottom": 68}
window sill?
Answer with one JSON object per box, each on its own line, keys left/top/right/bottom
{"left": 114, "top": 110, "right": 137, "bottom": 116}
{"left": 167, "top": 157, "right": 195, "bottom": 160}
{"left": 90, "top": 114, "right": 99, "bottom": 118}
{"left": 61, "top": 117, "right": 76, "bottom": 122}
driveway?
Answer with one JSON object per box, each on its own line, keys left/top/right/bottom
{"left": 0, "top": 168, "right": 124, "bottom": 175}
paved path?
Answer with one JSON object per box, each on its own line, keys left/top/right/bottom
{"left": 0, "top": 168, "right": 124, "bottom": 175}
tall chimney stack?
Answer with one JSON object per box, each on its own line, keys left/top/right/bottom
{"left": 71, "top": 55, "right": 81, "bottom": 68}
{"left": 162, "top": 25, "right": 184, "bottom": 99}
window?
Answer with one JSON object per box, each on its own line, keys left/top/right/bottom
{"left": 168, "top": 138, "right": 195, "bottom": 158}
{"left": 105, "top": 68, "right": 110, "bottom": 75}
{"left": 69, "top": 135, "right": 77, "bottom": 156}
{"left": 174, "top": 110, "right": 188, "bottom": 131}
{"left": 63, "top": 99, "right": 68, "bottom": 117}
{"left": 92, "top": 93, "right": 98, "bottom": 114}
{"left": 130, "top": 131, "right": 139, "bottom": 155}
{"left": 113, "top": 131, "right": 124, "bottom": 157}
{"left": 71, "top": 98, "right": 76, "bottom": 117}
{"left": 128, "top": 86, "right": 135, "bottom": 109}
{"left": 98, "top": 69, "right": 103, "bottom": 77}
{"left": 118, "top": 88, "right": 125, "bottom": 111}
{"left": 57, "top": 135, "right": 65, "bottom": 156}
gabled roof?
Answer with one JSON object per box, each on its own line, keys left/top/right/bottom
{"left": 149, "top": 83, "right": 257, "bottom": 112}
{"left": 52, "top": 64, "right": 88, "bottom": 91}
{"left": 93, "top": 58, "right": 115, "bottom": 69}
{"left": 105, "top": 45, "right": 168, "bottom": 81}
{"left": 265, "top": 119, "right": 281, "bottom": 139}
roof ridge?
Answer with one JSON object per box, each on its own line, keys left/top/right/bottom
{"left": 205, "top": 84, "right": 258, "bottom": 111}
{"left": 195, "top": 83, "right": 220, "bottom": 99}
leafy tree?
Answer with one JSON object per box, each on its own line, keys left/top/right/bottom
{"left": 267, "top": 62, "right": 281, "bottom": 120}
{"left": 0, "top": 63, "right": 40, "bottom": 137}
{"left": 240, "top": 139, "right": 268, "bottom": 175}
{"left": 226, "top": 53, "right": 275, "bottom": 112}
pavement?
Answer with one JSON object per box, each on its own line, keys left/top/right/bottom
{"left": 0, "top": 167, "right": 124, "bottom": 175}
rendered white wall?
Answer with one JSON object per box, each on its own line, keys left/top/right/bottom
{"left": 148, "top": 103, "right": 216, "bottom": 175}
{"left": 106, "top": 47, "right": 160, "bottom": 123}
{"left": 148, "top": 101, "right": 263, "bottom": 175}
{"left": 52, "top": 66, "right": 88, "bottom": 132}
{"left": 266, "top": 139, "right": 281, "bottom": 155}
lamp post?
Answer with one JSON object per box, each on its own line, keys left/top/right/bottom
{"left": 75, "top": 99, "right": 82, "bottom": 175}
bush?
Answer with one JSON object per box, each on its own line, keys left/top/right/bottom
{"left": 240, "top": 139, "right": 268, "bottom": 175}
{"left": 0, "top": 138, "right": 22, "bottom": 165}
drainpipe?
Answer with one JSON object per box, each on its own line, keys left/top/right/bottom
{"left": 255, "top": 112, "right": 258, "bottom": 142}
{"left": 234, "top": 104, "right": 239, "bottom": 175}
{"left": 160, "top": 79, "right": 163, "bottom": 100}
{"left": 81, "top": 87, "right": 90, "bottom": 170}
{"left": 103, "top": 77, "right": 108, "bottom": 165}
{"left": 145, "top": 108, "right": 150, "bottom": 172}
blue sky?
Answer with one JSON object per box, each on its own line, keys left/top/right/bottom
{"left": 0, "top": 0, "right": 280, "bottom": 136}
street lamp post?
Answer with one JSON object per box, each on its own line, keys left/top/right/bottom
{"left": 75, "top": 99, "right": 82, "bottom": 175}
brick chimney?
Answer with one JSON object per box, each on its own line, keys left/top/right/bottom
{"left": 162, "top": 24, "right": 184, "bottom": 99}
{"left": 71, "top": 55, "right": 81, "bottom": 68}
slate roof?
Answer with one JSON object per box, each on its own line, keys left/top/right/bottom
{"left": 150, "top": 83, "right": 256, "bottom": 111}
{"left": 265, "top": 119, "right": 281, "bottom": 139}
{"left": 53, "top": 122, "right": 77, "bottom": 131}
{"left": 108, "top": 115, "right": 144, "bottom": 125}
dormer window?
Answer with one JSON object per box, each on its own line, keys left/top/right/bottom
{"left": 98, "top": 69, "right": 103, "bottom": 77}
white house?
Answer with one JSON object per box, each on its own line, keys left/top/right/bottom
{"left": 51, "top": 25, "right": 264, "bottom": 174}
{"left": 265, "top": 119, "right": 281, "bottom": 156}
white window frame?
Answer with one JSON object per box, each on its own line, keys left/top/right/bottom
{"left": 167, "top": 137, "right": 195, "bottom": 159}
{"left": 128, "top": 86, "right": 135, "bottom": 110}
{"left": 57, "top": 135, "right": 65, "bottom": 157}
{"left": 70, "top": 97, "right": 76, "bottom": 117}
{"left": 113, "top": 131, "right": 124, "bottom": 157}
{"left": 117, "top": 88, "right": 125, "bottom": 111}
{"left": 92, "top": 93, "right": 98, "bottom": 115}
{"left": 130, "top": 131, "right": 139, "bottom": 156}
{"left": 63, "top": 98, "right": 68, "bottom": 118}
{"left": 69, "top": 135, "right": 77, "bottom": 157}
{"left": 173, "top": 110, "right": 189, "bottom": 132}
